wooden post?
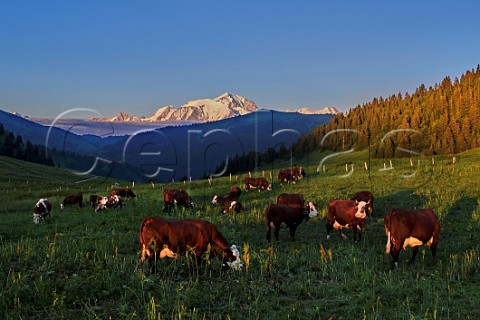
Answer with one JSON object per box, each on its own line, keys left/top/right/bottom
{"left": 229, "top": 173, "right": 232, "bottom": 181}
{"left": 364, "top": 162, "right": 368, "bottom": 171}
{"left": 323, "top": 165, "right": 326, "bottom": 173}
{"left": 249, "top": 171, "right": 251, "bottom": 178}
{"left": 410, "top": 159, "right": 413, "bottom": 167}
{"left": 432, "top": 157, "right": 435, "bottom": 166}
{"left": 151, "top": 181, "right": 155, "bottom": 188}
{"left": 452, "top": 156, "right": 456, "bottom": 164}
{"left": 269, "top": 171, "right": 272, "bottom": 179}
{"left": 346, "top": 163, "right": 348, "bottom": 172}
{"left": 389, "top": 160, "right": 393, "bottom": 169}
{"left": 132, "top": 181, "right": 135, "bottom": 188}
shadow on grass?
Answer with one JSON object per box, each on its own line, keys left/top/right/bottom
{"left": 440, "top": 196, "right": 479, "bottom": 257}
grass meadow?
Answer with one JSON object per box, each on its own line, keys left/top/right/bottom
{"left": 1, "top": 149, "right": 479, "bottom": 319}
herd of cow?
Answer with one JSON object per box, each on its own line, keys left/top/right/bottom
{"left": 32, "top": 166, "right": 441, "bottom": 269}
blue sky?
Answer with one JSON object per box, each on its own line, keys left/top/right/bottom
{"left": 1, "top": 1, "right": 480, "bottom": 118}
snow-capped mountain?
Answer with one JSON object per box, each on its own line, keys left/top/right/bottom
{"left": 282, "top": 107, "right": 340, "bottom": 115}
{"left": 89, "top": 93, "right": 258, "bottom": 123}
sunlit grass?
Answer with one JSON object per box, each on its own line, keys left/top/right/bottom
{"left": 1, "top": 150, "right": 480, "bottom": 318}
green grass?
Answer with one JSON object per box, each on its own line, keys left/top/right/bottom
{"left": 1, "top": 152, "right": 480, "bottom": 319}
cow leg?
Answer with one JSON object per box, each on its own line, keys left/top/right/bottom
{"left": 431, "top": 244, "right": 438, "bottom": 259}
{"left": 390, "top": 245, "right": 402, "bottom": 268}
{"left": 409, "top": 246, "right": 419, "bottom": 264}
{"left": 326, "top": 221, "right": 333, "bottom": 240}
{"left": 352, "top": 226, "right": 361, "bottom": 243}
{"left": 289, "top": 226, "right": 297, "bottom": 241}
{"left": 274, "top": 226, "right": 280, "bottom": 241}
{"left": 266, "top": 223, "right": 272, "bottom": 242}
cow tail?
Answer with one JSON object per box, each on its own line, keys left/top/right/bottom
{"left": 385, "top": 231, "right": 391, "bottom": 254}
{"left": 139, "top": 217, "right": 155, "bottom": 243}
{"left": 384, "top": 210, "right": 393, "bottom": 254}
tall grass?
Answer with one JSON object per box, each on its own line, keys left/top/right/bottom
{"left": 1, "top": 151, "right": 480, "bottom": 319}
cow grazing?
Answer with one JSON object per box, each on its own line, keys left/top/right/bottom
{"left": 276, "top": 193, "right": 305, "bottom": 206}
{"left": 89, "top": 194, "right": 103, "bottom": 208}
{"left": 60, "top": 193, "right": 83, "bottom": 209}
{"left": 228, "top": 185, "right": 241, "bottom": 199}
{"left": 351, "top": 191, "right": 374, "bottom": 216}
{"left": 33, "top": 198, "right": 52, "bottom": 224}
{"left": 278, "top": 170, "right": 297, "bottom": 185}
{"left": 326, "top": 199, "right": 369, "bottom": 242}
{"left": 384, "top": 208, "right": 440, "bottom": 268}
{"left": 244, "top": 177, "right": 272, "bottom": 192}
{"left": 111, "top": 187, "right": 137, "bottom": 198}
{"left": 139, "top": 217, "right": 241, "bottom": 270}
{"left": 265, "top": 202, "right": 318, "bottom": 242}
{"left": 211, "top": 185, "right": 243, "bottom": 213}
{"left": 95, "top": 195, "right": 123, "bottom": 212}
{"left": 163, "top": 189, "right": 194, "bottom": 213}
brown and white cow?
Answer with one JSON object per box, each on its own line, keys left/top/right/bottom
{"left": 244, "top": 177, "right": 272, "bottom": 192}
{"left": 265, "top": 202, "right": 318, "bottom": 241}
{"left": 60, "top": 193, "right": 83, "bottom": 209}
{"left": 384, "top": 208, "right": 440, "bottom": 268}
{"left": 351, "top": 191, "right": 374, "bottom": 216}
{"left": 33, "top": 198, "right": 52, "bottom": 224}
{"left": 163, "top": 189, "right": 194, "bottom": 213}
{"left": 111, "top": 187, "right": 137, "bottom": 198}
{"left": 211, "top": 185, "right": 243, "bottom": 213}
{"left": 276, "top": 193, "right": 305, "bottom": 206}
{"left": 326, "top": 199, "right": 370, "bottom": 242}
{"left": 94, "top": 195, "right": 123, "bottom": 213}
{"left": 278, "top": 170, "right": 297, "bottom": 185}
{"left": 89, "top": 194, "right": 103, "bottom": 208}
{"left": 278, "top": 167, "right": 306, "bottom": 184}
{"left": 139, "top": 217, "right": 241, "bottom": 270}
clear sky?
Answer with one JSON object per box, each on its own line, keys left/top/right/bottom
{"left": 1, "top": 0, "right": 480, "bottom": 118}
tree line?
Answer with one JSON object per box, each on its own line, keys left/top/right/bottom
{"left": 0, "top": 123, "right": 54, "bottom": 166}
{"left": 291, "top": 65, "right": 480, "bottom": 158}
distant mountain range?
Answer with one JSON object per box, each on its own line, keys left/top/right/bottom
{"left": 89, "top": 92, "right": 339, "bottom": 123}
{"left": 0, "top": 108, "right": 334, "bottom": 182}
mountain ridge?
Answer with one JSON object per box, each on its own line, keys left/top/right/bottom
{"left": 89, "top": 92, "right": 339, "bottom": 123}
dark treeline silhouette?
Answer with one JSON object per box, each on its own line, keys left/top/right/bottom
{"left": 0, "top": 124, "right": 54, "bottom": 166}
{"left": 292, "top": 65, "right": 480, "bottom": 158}
{"left": 214, "top": 145, "right": 291, "bottom": 176}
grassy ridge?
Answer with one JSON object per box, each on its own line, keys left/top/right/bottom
{"left": 1, "top": 152, "right": 479, "bottom": 319}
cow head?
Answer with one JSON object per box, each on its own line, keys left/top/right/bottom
{"left": 298, "top": 167, "right": 306, "bottom": 179}
{"left": 304, "top": 202, "right": 318, "bottom": 218}
{"left": 267, "top": 184, "right": 272, "bottom": 191}
{"left": 33, "top": 199, "right": 50, "bottom": 224}
{"left": 354, "top": 200, "right": 368, "bottom": 219}
{"left": 224, "top": 244, "right": 242, "bottom": 270}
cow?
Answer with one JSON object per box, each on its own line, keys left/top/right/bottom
{"left": 276, "top": 193, "right": 305, "bottom": 206}
{"left": 163, "top": 189, "right": 194, "bottom": 213}
{"left": 139, "top": 217, "right": 241, "bottom": 271}
{"left": 265, "top": 202, "right": 318, "bottom": 242}
{"left": 244, "top": 177, "right": 272, "bottom": 192}
{"left": 60, "top": 193, "right": 83, "bottom": 209}
{"left": 33, "top": 198, "right": 52, "bottom": 224}
{"left": 278, "top": 170, "right": 297, "bottom": 185}
{"left": 228, "top": 185, "right": 242, "bottom": 199}
{"left": 211, "top": 185, "right": 243, "bottom": 213}
{"left": 384, "top": 208, "right": 440, "bottom": 268}
{"left": 89, "top": 194, "right": 103, "bottom": 208}
{"left": 95, "top": 195, "right": 123, "bottom": 212}
{"left": 111, "top": 187, "right": 137, "bottom": 198}
{"left": 351, "top": 191, "right": 374, "bottom": 216}
{"left": 326, "top": 199, "right": 370, "bottom": 242}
